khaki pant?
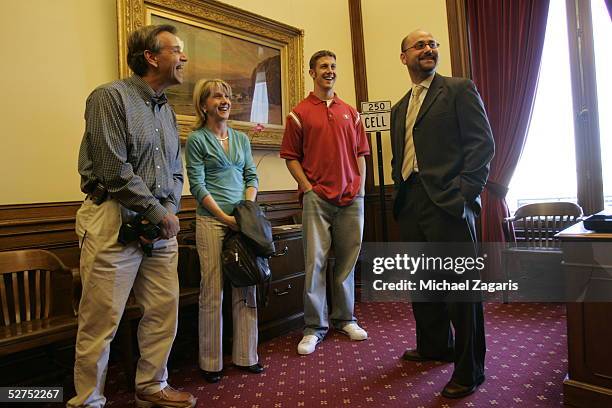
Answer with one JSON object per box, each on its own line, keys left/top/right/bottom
{"left": 67, "top": 199, "right": 179, "bottom": 408}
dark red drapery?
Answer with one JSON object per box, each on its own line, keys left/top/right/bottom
{"left": 466, "top": 0, "right": 550, "bottom": 275}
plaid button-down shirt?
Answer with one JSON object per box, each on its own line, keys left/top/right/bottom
{"left": 78, "top": 75, "right": 183, "bottom": 225}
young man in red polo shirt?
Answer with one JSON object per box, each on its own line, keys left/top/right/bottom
{"left": 281, "top": 50, "right": 371, "bottom": 355}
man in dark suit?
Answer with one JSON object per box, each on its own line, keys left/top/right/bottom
{"left": 390, "top": 29, "right": 494, "bottom": 398}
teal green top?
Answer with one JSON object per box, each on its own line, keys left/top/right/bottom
{"left": 185, "top": 127, "right": 258, "bottom": 216}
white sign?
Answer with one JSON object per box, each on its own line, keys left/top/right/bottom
{"left": 361, "top": 101, "right": 391, "bottom": 113}
{"left": 360, "top": 100, "right": 392, "bottom": 132}
{"left": 361, "top": 112, "right": 391, "bottom": 132}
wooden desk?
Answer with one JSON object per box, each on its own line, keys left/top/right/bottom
{"left": 258, "top": 224, "right": 305, "bottom": 339}
{"left": 558, "top": 222, "right": 612, "bottom": 407}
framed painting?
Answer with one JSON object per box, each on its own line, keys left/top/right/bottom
{"left": 117, "top": 0, "right": 304, "bottom": 148}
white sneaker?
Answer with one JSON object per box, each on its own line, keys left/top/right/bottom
{"left": 297, "top": 335, "right": 320, "bottom": 355}
{"left": 340, "top": 323, "right": 368, "bottom": 341}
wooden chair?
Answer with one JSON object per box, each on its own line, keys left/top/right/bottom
{"left": 502, "top": 202, "right": 583, "bottom": 302}
{"left": 0, "top": 249, "right": 78, "bottom": 357}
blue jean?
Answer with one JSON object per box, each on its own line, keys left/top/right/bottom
{"left": 302, "top": 191, "right": 364, "bottom": 339}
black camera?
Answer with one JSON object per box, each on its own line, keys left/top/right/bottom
{"left": 118, "top": 214, "right": 161, "bottom": 257}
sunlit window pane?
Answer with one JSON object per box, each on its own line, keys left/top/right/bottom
{"left": 506, "top": 2, "right": 577, "bottom": 213}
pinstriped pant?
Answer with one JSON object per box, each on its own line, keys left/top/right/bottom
{"left": 196, "top": 215, "right": 258, "bottom": 371}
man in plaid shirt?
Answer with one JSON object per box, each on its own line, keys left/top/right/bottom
{"left": 68, "top": 25, "right": 195, "bottom": 408}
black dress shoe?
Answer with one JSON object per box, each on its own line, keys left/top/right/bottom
{"left": 235, "top": 363, "right": 264, "bottom": 374}
{"left": 402, "top": 349, "right": 453, "bottom": 362}
{"left": 202, "top": 370, "right": 222, "bottom": 383}
{"left": 402, "top": 349, "right": 430, "bottom": 361}
{"left": 441, "top": 377, "right": 485, "bottom": 399}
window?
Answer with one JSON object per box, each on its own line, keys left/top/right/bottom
{"left": 591, "top": 0, "right": 612, "bottom": 206}
{"left": 507, "top": 0, "right": 610, "bottom": 214}
{"left": 506, "top": 1, "right": 577, "bottom": 212}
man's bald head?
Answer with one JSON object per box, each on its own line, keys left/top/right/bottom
{"left": 401, "top": 30, "right": 433, "bottom": 52}
{"left": 400, "top": 29, "right": 439, "bottom": 83}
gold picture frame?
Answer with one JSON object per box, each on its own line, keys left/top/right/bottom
{"left": 117, "top": 0, "right": 304, "bottom": 149}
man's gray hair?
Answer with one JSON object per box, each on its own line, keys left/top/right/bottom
{"left": 127, "top": 24, "right": 177, "bottom": 76}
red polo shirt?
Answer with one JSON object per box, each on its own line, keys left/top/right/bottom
{"left": 280, "top": 92, "right": 370, "bottom": 206}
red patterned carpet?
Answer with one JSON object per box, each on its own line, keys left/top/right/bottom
{"left": 103, "top": 302, "right": 566, "bottom": 407}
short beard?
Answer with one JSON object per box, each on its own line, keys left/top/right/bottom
{"left": 415, "top": 59, "right": 437, "bottom": 76}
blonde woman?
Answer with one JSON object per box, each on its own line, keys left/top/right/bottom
{"left": 185, "top": 79, "right": 262, "bottom": 383}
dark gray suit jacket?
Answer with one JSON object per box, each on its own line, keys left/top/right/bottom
{"left": 390, "top": 73, "right": 494, "bottom": 219}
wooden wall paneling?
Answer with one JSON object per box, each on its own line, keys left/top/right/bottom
{"left": 0, "top": 191, "right": 301, "bottom": 268}
{"left": 363, "top": 186, "right": 400, "bottom": 243}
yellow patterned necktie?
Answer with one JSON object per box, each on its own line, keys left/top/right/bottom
{"left": 401, "top": 85, "right": 424, "bottom": 181}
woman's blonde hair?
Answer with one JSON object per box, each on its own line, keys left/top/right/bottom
{"left": 192, "top": 79, "right": 233, "bottom": 130}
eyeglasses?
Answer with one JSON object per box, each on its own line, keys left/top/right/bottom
{"left": 402, "top": 41, "right": 440, "bottom": 53}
